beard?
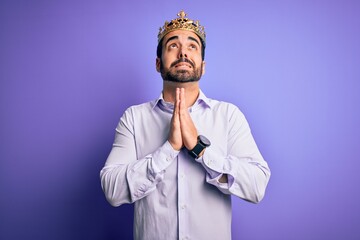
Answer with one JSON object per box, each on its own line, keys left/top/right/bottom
{"left": 160, "top": 58, "right": 203, "bottom": 83}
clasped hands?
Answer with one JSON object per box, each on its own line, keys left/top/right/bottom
{"left": 168, "top": 88, "right": 227, "bottom": 183}
{"left": 168, "top": 88, "right": 198, "bottom": 151}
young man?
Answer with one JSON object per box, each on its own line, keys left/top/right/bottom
{"left": 100, "top": 10, "right": 270, "bottom": 240}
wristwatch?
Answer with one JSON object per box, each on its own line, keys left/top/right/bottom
{"left": 188, "top": 135, "right": 211, "bottom": 158}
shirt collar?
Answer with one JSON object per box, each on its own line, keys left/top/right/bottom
{"left": 151, "top": 89, "right": 213, "bottom": 111}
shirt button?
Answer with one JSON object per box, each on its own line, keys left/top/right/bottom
{"left": 181, "top": 204, "right": 187, "bottom": 210}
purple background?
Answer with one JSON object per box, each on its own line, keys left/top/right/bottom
{"left": 1, "top": 0, "right": 359, "bottom": 239}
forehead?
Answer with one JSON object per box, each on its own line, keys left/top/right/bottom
{"left": 162, "top": 30, "right": 202, "bottom": 45}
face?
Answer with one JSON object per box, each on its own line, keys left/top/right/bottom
{"left": 156, "top": 30, "right": 205, "bottom": 83}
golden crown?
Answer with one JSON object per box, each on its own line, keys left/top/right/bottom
{"left": 158, "top": 10, "right": 206, "bottom": 46}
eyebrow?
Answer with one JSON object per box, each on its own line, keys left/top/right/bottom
{"left": 165, "top": 36, "right": 179, "bottom": 46}
{"left": 188, "top": 36, "right": 200, "bottom": 46}
{"left": 164, "top": 35, "right": 201, "bottom": 47}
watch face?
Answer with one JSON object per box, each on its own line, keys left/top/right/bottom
{"left": 198, "top": 135, "right": 211, "bottom": 147}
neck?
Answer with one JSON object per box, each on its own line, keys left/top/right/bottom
{"left": 163, "top": 81, "right": 200, "bottom": 108}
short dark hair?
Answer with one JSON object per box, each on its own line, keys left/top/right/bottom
{"left": 156, "top": 37, "right": 206, "bottom": 60}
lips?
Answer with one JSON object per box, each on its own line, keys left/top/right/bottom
{"left": 170, "top": 58, "right": 195, "bottom": 68}
{"left": 175, "top": 63, "right": 192, "bottom": 68}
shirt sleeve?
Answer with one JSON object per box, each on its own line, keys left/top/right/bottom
{"left": 197, "top": 106, "right": 271, "bottom": 203}
{"left": 100, "top": 108, "right": 179, "bottom": 207}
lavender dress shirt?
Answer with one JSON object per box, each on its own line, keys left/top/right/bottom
{"left": 100, "top": 90, "right": 270, "bottom": 240}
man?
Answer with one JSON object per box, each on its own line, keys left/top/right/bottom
{"left": 100, "top": 10, "right": 270, "bottom": 240}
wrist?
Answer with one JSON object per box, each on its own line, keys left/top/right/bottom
{"left": 168, "top": 140, "right": 182, "bottom": 151}
{"left": 187, "top": 138, "right": 198, "bottom": 151}
{"left": 197, "top": 149, "right": 205, "bottom": 158}
{"left": 188, "top": 135, "right": 211, "bottom": 159}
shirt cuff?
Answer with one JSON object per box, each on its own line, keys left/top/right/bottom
{"left": 196, "top": 148, "right": 225, "bottom": 176}
{"left": 195, "top": 155, "right": 221, "bottom": 179}
{"left": 196, "top": 148, "right": 235, "bottom": 187}
{"left": 150, "top": 141, "right": 180, "bottom": 173}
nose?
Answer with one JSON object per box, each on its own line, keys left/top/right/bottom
{"left": 178, "top": 46, "right": 188, "bottom": 59}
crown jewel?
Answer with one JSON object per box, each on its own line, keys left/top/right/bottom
{"left": 158, "top": 10, "right": 206, "bottom": 46}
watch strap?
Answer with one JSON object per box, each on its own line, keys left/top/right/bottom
{"left": 189, "top": 137, "right": 207, "bottom": 158}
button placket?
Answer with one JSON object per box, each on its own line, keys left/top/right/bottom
{"left": 177, "top": 151, "right": 189, "bottom": 239}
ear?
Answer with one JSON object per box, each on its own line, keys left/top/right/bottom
{"left": 156, "top": 58, "right": 161, "bottom": 73}
{"left": 201, "top": 61, "right": 206, "bottom": 76}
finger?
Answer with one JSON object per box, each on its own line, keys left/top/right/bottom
{"left": 179, "top": 88, "right": 186, "bottom": 113}
{"left": 173, "top": 88, "right": 180, "bottom": 115}
{"left": 169, "top": 88, "right": 183, "bottom": 150}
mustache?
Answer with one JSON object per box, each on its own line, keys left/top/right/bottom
{"left": 170, "top": 58, "right": 195, "bottom": 68}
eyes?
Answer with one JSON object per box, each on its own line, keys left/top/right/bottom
{"left": 168, "top": 42, "right": 198, "bottom": 51}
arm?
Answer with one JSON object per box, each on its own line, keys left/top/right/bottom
{"left": 198, "top": 107, "right": 271, "bottom": 203}
{"left": 168, "top": 88, "right": 270, "bottom": 202}
{"left": 100, "top": 108, "right": 179, "bottom": 207}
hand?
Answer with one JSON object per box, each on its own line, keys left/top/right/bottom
{"left": 168, "top": 88, "right": 183, "bottom": 150}
{"left": 178, "top": 88, "right": 198, "bottom": 150}
{"left": 168, "top": 88, "right": 198, "bottom": 151}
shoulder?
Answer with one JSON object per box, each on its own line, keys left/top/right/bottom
{"left": 206, "top": 97, "right": 245, "bottom": 119}
{"left": 126, "top": 100, "right": 154, "bottom": 113}
{"left": 119, "top": 100, "right": 155, "bottom": 123}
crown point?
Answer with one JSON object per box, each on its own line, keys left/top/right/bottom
{"left": 178, "top": 10, "right": 187, "bottom": 19}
